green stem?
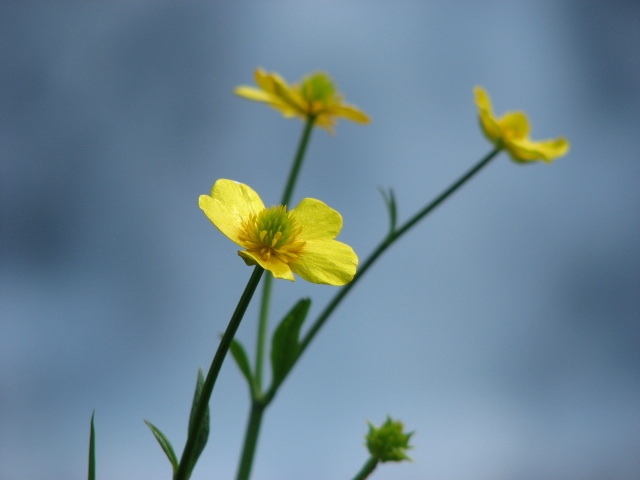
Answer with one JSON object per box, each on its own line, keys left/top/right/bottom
{"left": 235, "top": 401, "right": 266, "bottom": 480}
{"left": 254, "top": 116, "right": 315, "bottom": 392}
{"left": 237, "top": 118, "right": 316, "bottom": 480}
{"left": 351, "top": 457, "right": 378, "bottom": 480}
{"left": 175, "top": 266, "right": 264, "bottom": 480}
{"left": 254, "top": 275, "right": 272, "bottom": 393}
{"left": 392, "top": 146, "right": 501, "bottom": 240}
{"left": 88, "top": 411, "right": 96, "bottom": 480}
{"left": 264, "top": 147, "right": 501, "bottom": 402}
{"left": 280, "top": 116, "right": 316, "bottom": 206}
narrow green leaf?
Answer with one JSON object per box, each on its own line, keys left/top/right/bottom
{"left": 270, "top": 298, "right": 312, "bottom": 385}
{"left": 387, "top": 188, "right": 397, "bottom": 231}
{"left": 185, "top": 368, "right": 210, "bottom": 478}
{"left": 145, "top": 419, "right": 179, "bottom": 474}
{"left": 88, "top": 410, "right": 96, "bottom": 480}
{"left": 230, "top": 338, "right": 254, "bottom": 386}
{"left": 378, "top": 187, "right": 397, "bottom": 233}
{"left": 188, "top": 368, "right": 204, "bottom": 435}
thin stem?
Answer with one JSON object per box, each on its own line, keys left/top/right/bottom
{"left": 175, "top": 266, "right": 264, "bottom": 480}
{"left": 264, "top": 147, "right": 501, "bottom": 402}
{"left": 88, "top": 411, "right": 96, "bottom": 480}
{"left": 235, "top": 401, "right": 266, "bottom": 480}
{"left": 253, "top": 117, "right": 316, "bottom": 393}
{"left": 236, "top": 118, "right": 316, "bottom": 480}
{"left": 351, "top": 457, "right": 378, "bottom": 480}
{"left": 280, "top": 116, "right": 316, "bottom": 206}
{"left": 254, "top": 275, "right": 272, "bottom": 393}
{"left": 392, "top": 146, "right": 501, "bottom": 240}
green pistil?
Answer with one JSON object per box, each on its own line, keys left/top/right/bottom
{"left": 255, "top": 206, "right": 297, "bottom": 248}
{"left": 301, "top": 72, "right": 337, "bottom": 103}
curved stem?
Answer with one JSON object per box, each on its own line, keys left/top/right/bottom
{"left": 175, "top": 266, "right": 264, "bottom": 480}
{"left": 351, "top": 457, "right": 378, "bottom": 480}
{"left": 264, "top": 147, "right": 501, "bottom": 403}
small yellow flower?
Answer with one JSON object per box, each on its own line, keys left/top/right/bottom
{"left": 199, "top": 179, "right": 358, "bottom": 285}
{"left": 474, "top": 86, "right": 569, "bottom": 163}
{"left": 234, "top": 68, "right": 370, "bottom": 133}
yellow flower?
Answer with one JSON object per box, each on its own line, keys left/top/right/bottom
{"left": 199, "top": 179, "right": 358, "bottom": 285}
{"left": 234, "top": 68, "right": 370, "bottom": 133}
{"left": 474, "top": 86, "right": 569, "bottom": 163}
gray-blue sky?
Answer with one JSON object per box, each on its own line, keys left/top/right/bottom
{"left": 1, "top": 2, "right": 639, "bottom": 479}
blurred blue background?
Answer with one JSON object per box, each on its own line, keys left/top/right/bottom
{"left": 2, "top": 2, "right": 639, "bottom": 479}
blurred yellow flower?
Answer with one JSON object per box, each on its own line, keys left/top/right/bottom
{"left": 474, "top": 86, "right": 569, "bottom": 163}
{"left": 234, "top": 68, "right": 370, "bottom": 133}
{"left": 199, "top": 179, "right": 357, "bottom": 285}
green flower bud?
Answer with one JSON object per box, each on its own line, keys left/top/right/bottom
{"left": 365, "top": 416, "right": 413, "bottom": 463}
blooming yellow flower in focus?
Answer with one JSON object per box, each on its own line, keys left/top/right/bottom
{"left": 234, "top": 68, "right": 370, "bottom": 133}
{"left": 199, "top": 179, "right": 358, "bottom": 285}
{"left": 474, "top": 86, "right": 569, "bottom": 163}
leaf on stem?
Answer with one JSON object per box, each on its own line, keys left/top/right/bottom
{"left": 144, "top": 419, "right": 179, "bottom": 474}
{"left": 270, "top": 298, "right": 312, "bottom": 386}
{"left": 88, "top": 410, "right": 96, "bottom": 480}
{"left": 185, "top": 368, "right": 210, "bottom": 477}
{"left": 230, "top": 338, "right": 254, "bottom": 387}
{"left": 378, "top": 187, "right": 397, "bottom": 233}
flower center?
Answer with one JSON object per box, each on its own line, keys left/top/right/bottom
{"left": 238, "top": 205, "right": 306, "bottom": 263}
{"left": 299, "top": 72, "right": 338, "bottom": 113}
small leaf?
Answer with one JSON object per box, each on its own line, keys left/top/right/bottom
{"left": 230, "top": 338, "right": 254, "bottom": 386}
{"left": 378, "top": 187, "right": 397, "bottom": 233}
{"left": 185, "top": 368, "right": 210, "bottom": 477}
{"left": 271, "top": 298, "right": 312, "bottom": 385}
{"left": 88, "top": 410, "right": 96, "bottom": 480}
{"left": 144, "top": 419, "right": 179, "bottom": 474}
{"left": 188, "top": 369, "right": 205, "bottom": 435}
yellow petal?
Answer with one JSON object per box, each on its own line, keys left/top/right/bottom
{"left": 293, "top": 198, "right": 343, "bottom": 240}
{"left": 474, "top": 86, "right": 502, "bottom": 142}
{"left": 234, "top": 85, "right": 300, "bottom": 118}
{"left": 269, "top": 101, "right": 301, "bottom": 118}
{"left": 273, "top": 82, "right": 305, "bottom": 114}
{"left": 199, "top": 179, "right": 265, "bottom": 245}
{"left": 474, "top": 86, "right": 492, "bottom": 113}
{"left": 312, "top": 115, "right": 337, "bottom": 134}
{"left": 537, "top": 137, "right": 570, "bottom": 159}
{"left": 239, "top": 69, "right": 304, "bottom": 116}
{"left": 255, "top": 69, "right": 289, "bottom": 96}
{"left": 234, "top": 86, "right": 275, "bottom": 103}
{"left": 327, "top": 104, "right": 371, "bottom": 124}
{"left": 498, "top": 111, "right": 530, "bottom": 139}
{"left": 291, "top": 239, "right": 358, "bottom": 285}
{"left": 253, "top": 68, "right": 271, "bottom": 90}
{"left": 238, "top": 250, "right": 295, "bottom": 281}
{"left": 507, "top": 137, "right": 570, "bottom": 163}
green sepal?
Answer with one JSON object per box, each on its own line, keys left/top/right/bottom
{"left": 144, "top": 419, "right": 179, "bottom": 474}
{"left": 270, "top": 298, "right": 311, "bottom": 386}
{"left": 184, "top": 368, "right": 210, "bottom": 477}
{"left": 88, "top": 410, "right": 96, "bottom": 480}
{"left": 378, "top": 187, "right": 397, "bottom": 233}
{"left": 230, "top": 338, "right": 254, "bottom": 387}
